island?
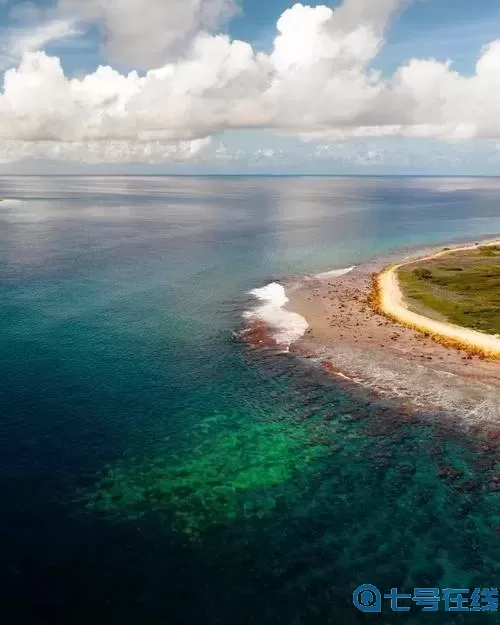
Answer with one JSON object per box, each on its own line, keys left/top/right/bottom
{"left": 373, "top": 242, "right": 500, "bottom": 359}
{"left": 276, "top": 239, "right": 500, "bottom": 412}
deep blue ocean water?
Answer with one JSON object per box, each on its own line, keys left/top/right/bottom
{"left": 2, "top": 176, "right": 500, "bottom": 624}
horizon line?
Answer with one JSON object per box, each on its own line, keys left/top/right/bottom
{"left": 2, "top": 173, "right": 500, "bottom": 179}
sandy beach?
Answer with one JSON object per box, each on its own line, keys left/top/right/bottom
{"left": 284, "top": 241, "right": 500, "bottom": 420}
{"left": 376, "top": 240, "right": 500, "bottom": 358}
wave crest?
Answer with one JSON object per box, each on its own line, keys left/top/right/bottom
{"left": 314, "top": 266, "right": 355, "bottom": 280}
{"left": 243, "top": 282, "right": 308, "bottom": 349}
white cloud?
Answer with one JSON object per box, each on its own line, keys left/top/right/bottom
{"left": 1, "top": 0, "right": 500, "bottom": 164}
{"left": 9, "top": 19, "right": 80, "bottom": 59}
{"left": 0, "top": 0, "right": 405, "bottom": 150}
{"left": 57, "top": 0, "right": 240, "bottom": 67}
{"left": 0, "top": 18, "right": 80, "bottom": 70}
{"left": 0, "top": 137, "right": 212, "bottom": 164}
{"left": 388, "top": 40, "right": 500, "bottom": 140}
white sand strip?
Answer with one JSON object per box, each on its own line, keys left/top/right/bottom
{"left": 377, "top": 240, "right": 500, "bottom": 357}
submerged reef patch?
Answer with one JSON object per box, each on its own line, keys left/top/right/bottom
{"left": 77, "top": 410, "right": 324, "bottom": 538}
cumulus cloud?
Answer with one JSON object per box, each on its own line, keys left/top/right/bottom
{"left": 0, "top": 0, "right": 404, "bottom": 149}
{"left": 388, "top": 41, "right": 500, "bottom": 140}
{"left": 1, "top": 0, "right": 500, "bottom": 163}
{"left": 57, "top": 0, "right": 240, "bottom": 67}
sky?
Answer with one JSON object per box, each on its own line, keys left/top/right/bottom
{"left": 0, "top": 0, "right": 500, "bottom": 174}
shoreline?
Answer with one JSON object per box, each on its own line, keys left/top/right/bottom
{"left": 374, "top": 240, "right": 500, "bottom": 359}
{"left": 280, "top": 238, "right": 500, "bottom": 422}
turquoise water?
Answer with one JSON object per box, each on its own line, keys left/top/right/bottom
{"left": 2, "top": 176, "right": 500, "bottom": 624}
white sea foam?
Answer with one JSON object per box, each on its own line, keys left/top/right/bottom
{"left": 0, "top": 199, "right": 23, "bottom": 206}
{"left": 244, "top": 282, "right": 308, "bottom": 348}
{"left": 314, "top": 266, "right": 355, "bottom": 280}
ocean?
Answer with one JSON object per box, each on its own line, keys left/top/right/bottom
{"left": 1, "top": 175, "right": 500, "bottom": 624}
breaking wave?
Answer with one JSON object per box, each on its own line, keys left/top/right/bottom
{"left": 314, "top": 266, "right": 355, "bottom": 280}
{"left": 243, "top": 282, "right": 308, "bottom": 348}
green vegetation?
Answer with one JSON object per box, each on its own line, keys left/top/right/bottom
{"left": 397, "top": 245, "right": 500, "bottom": 335}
